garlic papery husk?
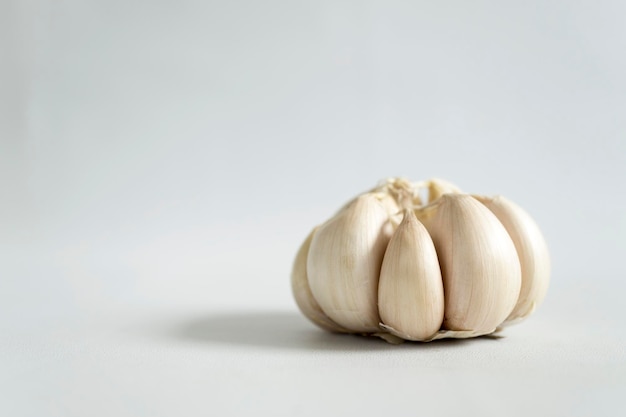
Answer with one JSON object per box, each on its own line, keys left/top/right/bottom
{"left": 307, "top": 193, "right": 395, "bottom": 332}
{"left": 378, "top": 209, "right": 444, "bottom": 341}
{"left": 473, "top": 195, "right": 550, "bottom": 322}
{"left": 291, "top": 228, "right": 349, "bottom": 333}
{"left": 415, "top": 194, "right": 522, "bottom": 333}
{"left": 374, "top": 177, "right": 423, "bottom": 210}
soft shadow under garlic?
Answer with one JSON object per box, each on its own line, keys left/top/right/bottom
{"left": 156, "top": 311, "right": 499, "bottom": 351}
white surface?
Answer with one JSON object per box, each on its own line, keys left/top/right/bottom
{"left": 2, "top": 1, "right": 626, "bottom": 416}
{"left": 1, "top": 300, "right": 625, "bottom": 417}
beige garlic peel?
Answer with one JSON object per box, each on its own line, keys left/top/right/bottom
{"left": 473, "top": 195, "right": 551, "bottom": 322}
{"left": 291, "top": 178, "right": 550, "bottom": 343}
{"left": 307, "top": 193, "right": 395, "bottom": 332}
{"left": 415, "top": 194, "right": 521, "bottom": 334}
{"left": 291, "top": 228, "right": 348, "bottom": 333}
{"left": 378, "top": 209, "right": 444, "bottom": 340}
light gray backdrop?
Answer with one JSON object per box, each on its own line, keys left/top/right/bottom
{"left": 1, "top": 1, "right": 625, "bottom": 416}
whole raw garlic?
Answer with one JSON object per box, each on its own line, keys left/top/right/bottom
{"left": 291, "top": 178, "right": 550, "bottom": 343}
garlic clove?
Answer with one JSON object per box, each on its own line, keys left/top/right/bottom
{"left": 339, "top": 186, "right": 402, "bottom": 221}
{"left": 473, "top": 195, "right": 550, "bottom": 322}
{"left": 291, "top": 228, "right": 349, "bottom": 333}
{"left": 426, "top": 178, "right": 463, "bottom": 203}
{"left": 378, "top": 210, "right": 444, "bottom": 341}
{"left": 415, "top": 194, "right": 522, "bottom": 333}
{"left": 307, "top": 193, "right": 394, "bottom": 332}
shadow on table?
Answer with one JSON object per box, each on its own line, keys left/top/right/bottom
{"left": 160, "top": 311, "right": 496, "bottom": 351}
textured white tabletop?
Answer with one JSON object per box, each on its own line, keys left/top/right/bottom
{"left": 2, "top": 267, "right": 624, "bottom": 417}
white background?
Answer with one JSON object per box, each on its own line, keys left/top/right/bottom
{"left": 1, "top": 1, "right": 625, "bottom": 416}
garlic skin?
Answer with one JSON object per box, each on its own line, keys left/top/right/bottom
{"left": 307, "top": 193, "right": 394, "bottom": 332}
{"left": 378, "top": 210, "right": 444, "bottom": 341}
{"left": 425, "top": 178, "right": 462, "bottom": 203}
{"left": 415, "top": 194, "right": 522, "bottom": 333}
{"left": 293, "top": 178, "right": 548, "bottom": 343}
{"left": 473, "top": 195, "right": 551, "bottom": 322}
{"left": 291, "top": 228, "right": 348, "bottom": 333}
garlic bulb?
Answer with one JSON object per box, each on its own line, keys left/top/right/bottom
{"left": 291, "top": 178, "right": 550, "bottom": 343}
